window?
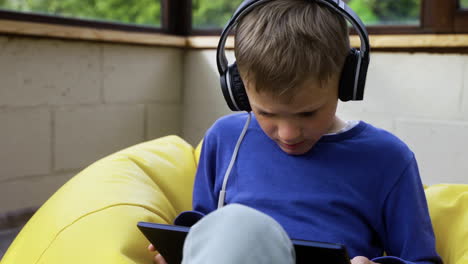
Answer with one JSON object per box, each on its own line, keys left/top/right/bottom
{"left": 0, "top": 0, "right": 161, "bottom": 29}
{"left": 346, "top": 0, "right": 420, "bottom": 26}
{"left": 192, "top": 0, "right": 242, "bottom": 29}
{"left": 192, "top": 0, "right": 422, "bottom": 29}
{"left": 0, "top": 0, "right": 467, "bottom": 36}
{"left": 191, "top": 0, "right": 468, "bottom": 34}
{"left": 461, "top": 0, "right": 468, "bottom": 9}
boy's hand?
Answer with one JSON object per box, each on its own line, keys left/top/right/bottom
{"left": 351, "top": 256, "right": 380, "bottom": 264}
{"left": 148, "top": 244, "right": 168, "bottom": 264}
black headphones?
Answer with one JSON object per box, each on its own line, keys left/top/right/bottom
{"left": 216, "top": 0, "right": 371, "bottom": 112}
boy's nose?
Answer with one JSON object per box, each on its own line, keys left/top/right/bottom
{"left": 277, "top": 122, "right": 302, "bottom": 143}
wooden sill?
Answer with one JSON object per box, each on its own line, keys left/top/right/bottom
{"left": 1, "top": 19, "right": 468, "bottom": 51}
{"left": 188, "top": 35, "right": 468, "bottom": 49}
{"left": 0, "top": 19, "right": 186, "bottom": 47}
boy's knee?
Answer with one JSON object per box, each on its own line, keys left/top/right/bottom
{"left": 191, "top": 203, "right": 291, "bottom": 244}
{"left": 216, "top": 203, "right": 269, "bottom": 223}
{"left": 183, "top": 204, "right": 295, "bottom": 263}
{"left": 204, "top": 204, "right": 278, "bottom": 231}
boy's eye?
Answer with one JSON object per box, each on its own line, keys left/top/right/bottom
{"left": 258, "top": 111, "right": 274, "bottom": 117}
{"left": 298, "top": 111, "right": 316, "bottom": 117}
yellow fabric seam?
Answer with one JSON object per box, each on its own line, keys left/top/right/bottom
{"left": 124, "top": 155, "right": 178, "bottom": 215}
{"left": 34, "top": 203, "right": 171, "bottom": 264}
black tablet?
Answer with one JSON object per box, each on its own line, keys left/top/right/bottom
{"left": 138, "top": 222, "right": 189, "bottom": 264}
{"left": 138, "top": 221, "right": 351, "bottom": 264}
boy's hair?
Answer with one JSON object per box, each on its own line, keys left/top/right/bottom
{"left": 235, "top": 0, "right": 350, "bottom": 101}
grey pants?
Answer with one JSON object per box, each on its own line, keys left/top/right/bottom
{"left": 181, "top": 204, "right": 296, "bottom": 264}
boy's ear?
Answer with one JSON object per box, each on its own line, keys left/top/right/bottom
{"left": 220, "top": 62, "right": 252, "bottom": 112}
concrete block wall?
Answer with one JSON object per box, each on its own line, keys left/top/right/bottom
{"left": 0, "top": 36, "right": 183, "bottom": 214}
{"left": 1, "top": 37, "right": 467, "bottom": 214}
{"left": 181, "top": 50, "right": 468, "bottom": 185}
{"left": 337, "top": 53, "right": 468, "bottom": 185}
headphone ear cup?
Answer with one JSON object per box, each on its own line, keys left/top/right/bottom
{"left": 228, "top": 63, "right": 251, "bottom": 111}
{"left": 220, "top": 69, "right": 238, "bottom": 111}
{"left": 220, "top": 63, "right": 251, "bottom": 111}
{"left": 339, "top": 49, "right": 359, "bottom": 102}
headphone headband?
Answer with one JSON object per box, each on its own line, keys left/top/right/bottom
{"left": 217, "top": 0, "right": 371, "bottom": 111}
{"left": 217, "top": 0, "right": 370, "bottom": 74}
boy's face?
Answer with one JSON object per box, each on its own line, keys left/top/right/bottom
{"left": 245, "top": 77, "right": 341, "bottom": 155}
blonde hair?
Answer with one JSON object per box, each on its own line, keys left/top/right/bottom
{"left": 235, "top": 0, "right": 350, "bottom": 100}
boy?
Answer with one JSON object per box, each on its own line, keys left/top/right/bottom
{"left": 150, "top": 0, "right": 442, "bottom": 263}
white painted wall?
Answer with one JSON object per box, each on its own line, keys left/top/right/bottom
{"left": 181, "top": 50, "right": 468, "bottom": 185}
{"left": 0, "top": 36, "right": 183, "bottom": 214}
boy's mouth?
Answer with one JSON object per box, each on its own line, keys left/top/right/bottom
{"left": 280, "top": 141, "right": 305, "bottom": 150}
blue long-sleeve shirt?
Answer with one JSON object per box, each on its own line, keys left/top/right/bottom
{"left": 179, "top": 113, "right": 442, "bottom": 264}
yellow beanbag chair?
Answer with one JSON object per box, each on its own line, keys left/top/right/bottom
{"left": 1, "top": 135, "right": 467, "bottom": 264}
{"left": 1, "top": 135, "right": 199, "bottom": 264}
{"left": 425, "top": 184, "right": 468, "bottom": 264}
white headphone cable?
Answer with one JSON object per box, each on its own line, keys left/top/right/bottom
{"left": 217, "top": 112, "right": 252, "bottom": 209}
